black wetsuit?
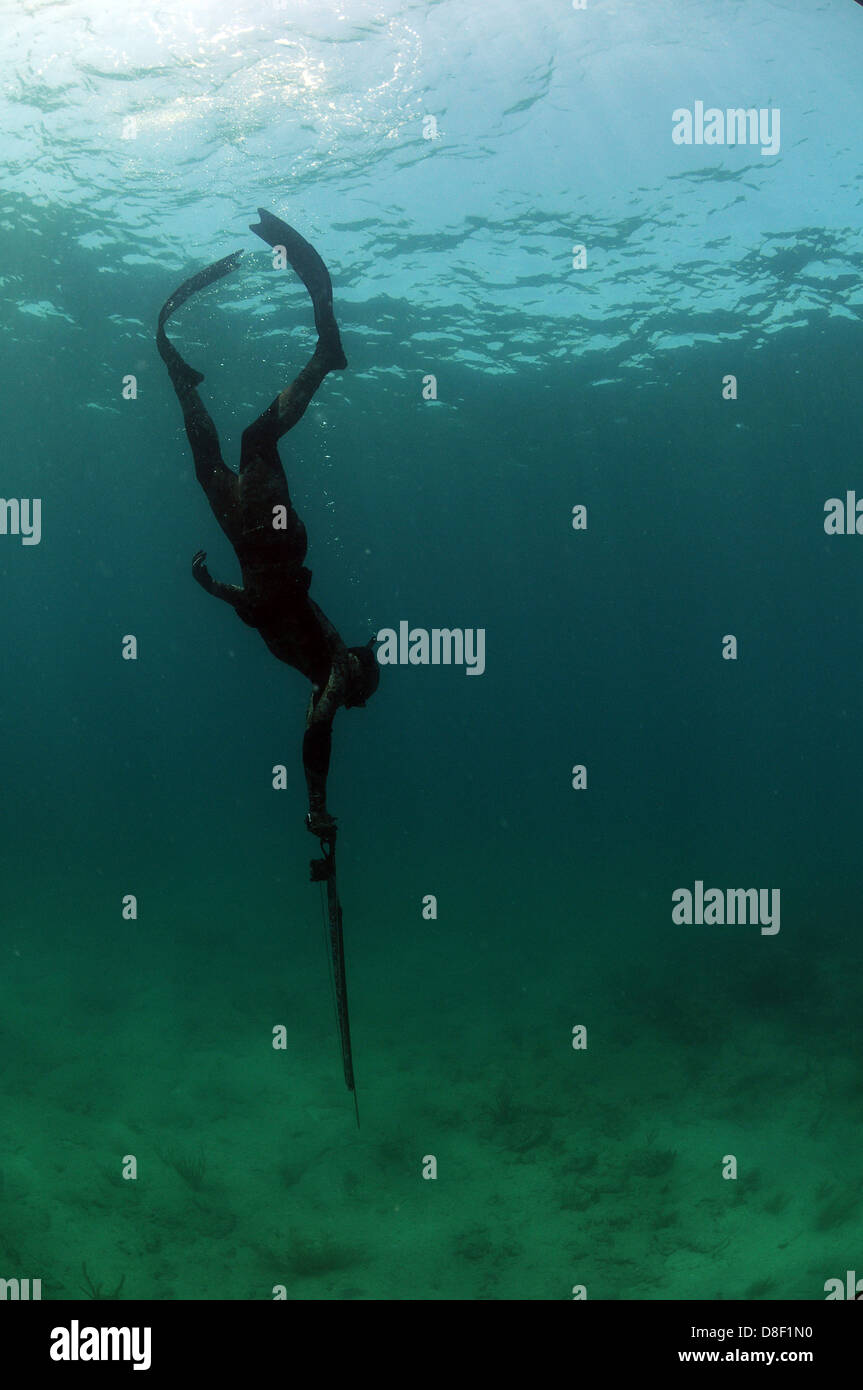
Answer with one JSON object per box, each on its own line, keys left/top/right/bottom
{"left": 157, "top": 210, "right": 370, "bottom": 840}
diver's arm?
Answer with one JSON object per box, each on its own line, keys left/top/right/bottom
{"left": 303, "top": 698, "right": 337, "bottom": 838}
{"left": 308, "top": 651, "right": 350, "bottom": 726}
{"left": 307, "top": 598, "right": 349, "bottom": 666}
{"left": 191, "top": 550, "right": 247, "bottom": 611}
{"left": 302, "top": 648, "right": 352, "bottom": 837}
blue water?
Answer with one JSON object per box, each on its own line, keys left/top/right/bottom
{"left": 0, "top": 0, "right": 861, "bottom": 1301}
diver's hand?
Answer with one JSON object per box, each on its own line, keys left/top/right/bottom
{"left": 306, "top": 810, "right": 338, "bottom": 841}
{"left": 191, "top": 550, "right": 212, "bottom": 590}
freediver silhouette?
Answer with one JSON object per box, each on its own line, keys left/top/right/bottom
{"left": 156, "top": 209, "right": 379, "bottom": 845}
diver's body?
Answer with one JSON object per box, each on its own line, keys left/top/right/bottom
{"left": 157, "top": 209, "right": 378, "bottom": 840}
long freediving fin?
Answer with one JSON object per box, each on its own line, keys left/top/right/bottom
{"left": 249, "top": 208, "right": 347, "bottom": 369}
{"left": 158, "top": 250, "right": 244, "bottom": 331}
{"left": 157, "top": 250, "right": 244, "bottom": 385}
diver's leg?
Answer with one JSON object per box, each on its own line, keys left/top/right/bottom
{"left": 236, "top": 352, "right": 326, "bottom": 590}
{"left": 240, "top": 340, "right": 341, "bottom": 466}
{"left": 157, "top": 252, "right": 244, "bottom": 526}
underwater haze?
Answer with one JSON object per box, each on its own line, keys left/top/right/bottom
{"left": 1, "top": 0, "right": 862, "bottom": 1301}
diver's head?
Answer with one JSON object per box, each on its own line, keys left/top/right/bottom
{"left": 345, "top": 640, "right": 380, "bottom": 708}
